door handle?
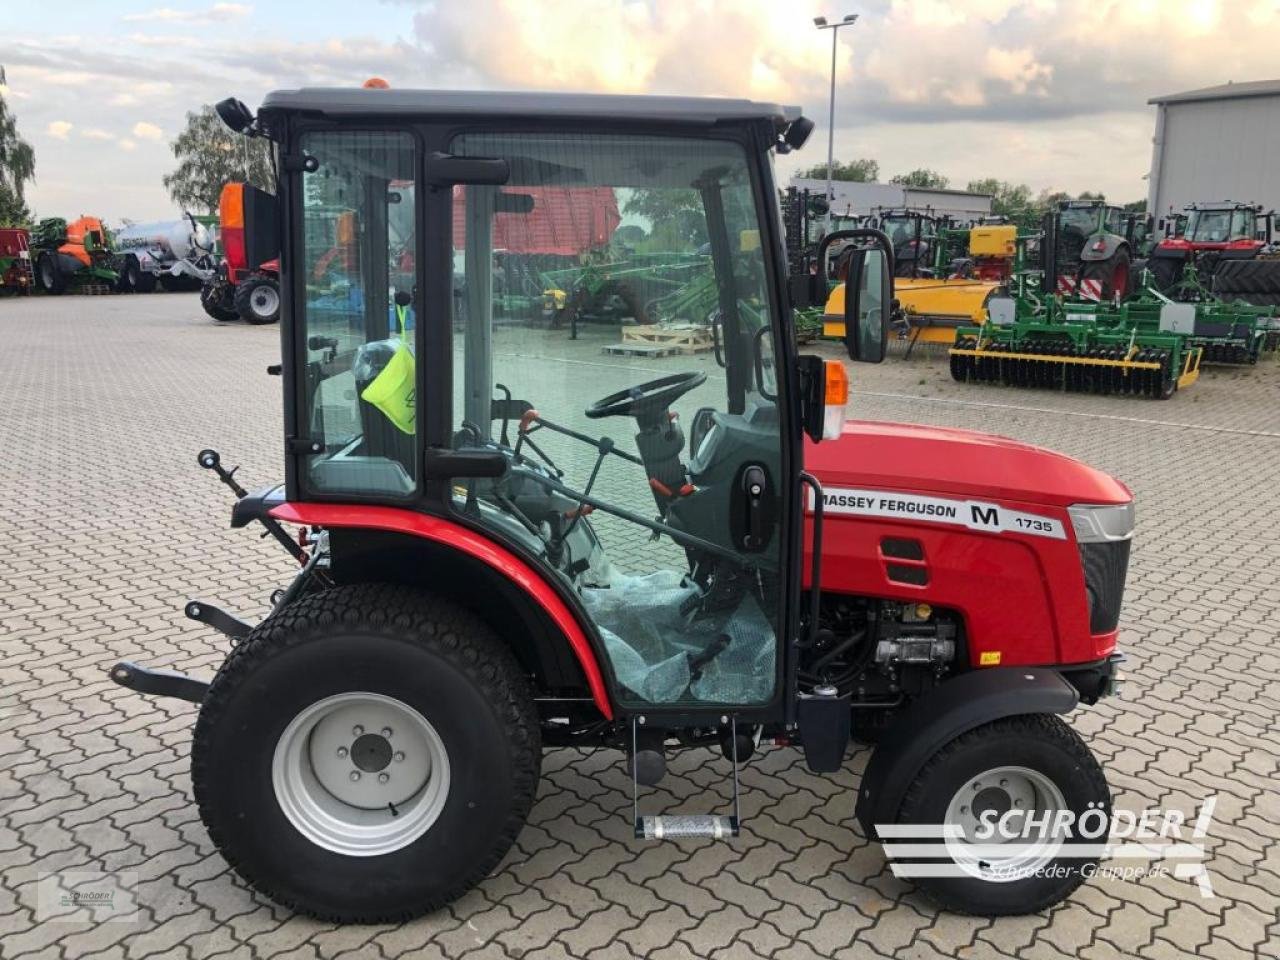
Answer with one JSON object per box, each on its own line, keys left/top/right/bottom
{"left": 741, "top": 464, "right": 768, "bottom": 550}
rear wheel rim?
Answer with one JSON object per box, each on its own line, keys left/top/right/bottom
{"left": 272, "top": 691, "right": 450, "bottom": 856}
{"left": 943, "top": 764, "right": 1068, "bottom": 882}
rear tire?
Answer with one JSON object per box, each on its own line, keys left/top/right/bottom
{"left": 1082, "top": 249, "right": 1131, "bottom": 300}
{"left": 192, "top": 584, "right": 541, "bottom": 922}
{"left": 235, "top": 274, "right": 280, "bottom": 324}
{"left": 1145, "top": 255, "right": 1182, "bottom": 295}
{"left": 35, "top": 251, "right": 67, "bottom": 294}
{"left": 894, "top": 714, "right": 1109, "bottom": 915}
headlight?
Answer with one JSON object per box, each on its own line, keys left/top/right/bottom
{"left": 1068, "top": 502, "right": 1134, "bottom": 543}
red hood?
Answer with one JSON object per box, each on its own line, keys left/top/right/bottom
{"left": 1156, "top": 237, "right": 1260, "bottom": 253}
{"left": 804, "top": 421, "right": 1131, "bottom": 508}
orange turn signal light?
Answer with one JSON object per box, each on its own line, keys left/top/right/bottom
{"left": 824, "top": 360, "right": 849, "bottom": 406}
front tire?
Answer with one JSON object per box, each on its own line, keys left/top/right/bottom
{"left": 894, "top": 714, "right": 1109, "bottom": 915}
{"left": 192, "top": 584, "right": 541, "bottom": 922}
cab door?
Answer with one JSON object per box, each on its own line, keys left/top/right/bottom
{"left": 440, "top": 128, "right": 792, "bottom": 713}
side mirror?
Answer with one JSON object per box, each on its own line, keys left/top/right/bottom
{"left": 215, "top": 97, "right": 255, "bottom": 134}
{"left": 842, "top": 247, "right": 890, "bottom": 363}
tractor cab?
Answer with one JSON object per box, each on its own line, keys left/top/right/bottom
{"left": 874, "top": 208, "right": 942, "bottom": 278}
{"left": 216, "top": 87, "right": 888, "bottom": 717}
{"left": 1148, "top": 201, "right": 1277, "bottom": 296}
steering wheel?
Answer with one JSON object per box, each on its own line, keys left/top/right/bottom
{"left": 586, "top": 371, "right": 706, "bottom": 423}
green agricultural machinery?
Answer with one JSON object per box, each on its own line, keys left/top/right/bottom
{"left": 949, "top": 213, "right": 1280, "bottom": 398}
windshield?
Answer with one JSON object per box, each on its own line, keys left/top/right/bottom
{"left": 1185, "top": 209, "right": 1236, "bottom": 242}
{"left": 882, "top": 214, "right": 931, "bottom": 246}
{"left": 1059, "top": 207, "right": 1098, "bottom": 237}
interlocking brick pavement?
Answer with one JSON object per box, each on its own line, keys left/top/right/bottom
{"left": 1, "top": 294, "right": 1278, "bottom": 959}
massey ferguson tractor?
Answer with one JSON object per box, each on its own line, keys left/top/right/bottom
{"left": 1146, "top": 201, "right": 1280, "bottom": 305}
{"left": 111, "top": 85, "right": 1131, "bottom": 923}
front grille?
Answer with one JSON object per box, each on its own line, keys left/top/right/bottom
{"left": 1080, "top": 540, "right": 1130, "bottom": 633}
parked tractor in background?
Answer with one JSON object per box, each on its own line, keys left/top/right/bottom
{"left": 1052, "top": 200, "right": 1142, "bottom": 302}
{"left": 30, "top": 216, "right": 120, "bottom": 295}
{"left": 1146, "top": 201, "right": 1280, "bottom": 306}
{"left": 200, "top": 183, "right": 280, "bottom": 324}
{"left": 0, "top": 228, "right": 34, "bottom": 294}
{"left": 115, "top": 214, "right": 220, "bottom": 293}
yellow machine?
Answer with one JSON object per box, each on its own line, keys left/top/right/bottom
{"left": 822, "top": 223, "right": 1017, "bottom": 345}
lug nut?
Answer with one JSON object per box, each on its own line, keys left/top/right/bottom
{"left": 337, "top": 746, "right": 348, "bottom": 758}
{"left": 394, "top": 752, "right": 405, "bottom": 763}
{"left": 378, "top": 773, "right": 390, "bottom": 784}
{"left": 353, "top": 725, "right": 364, "bottom": 736}
{"left": 381, "top": 727, "right": 393, "bottom": 738}
{"left": 350, "top": 771, "right": 361, "bottom": 782}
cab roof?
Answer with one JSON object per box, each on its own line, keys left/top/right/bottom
{"left": 260, "top": 87, "right": 801, "bottom": 130}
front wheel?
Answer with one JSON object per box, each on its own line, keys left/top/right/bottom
{"left": 192, "top": 584, "right": 541, "bottom": 922}
{"left": 1082, "top": 249, "right": 1131, "bottom": 301}
{"left": 893, "top": 714, "right": 1109, "bottom": 915}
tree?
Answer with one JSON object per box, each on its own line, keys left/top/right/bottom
{"left": 163, "top": 105, "right": 274, "bottom": 214}
{"left": 891, "top": 168, "right": 950, "bottom": 190}
{"left": 621, "top": 189, "right": 707, "bottom": 250}
{"left": 966, "top": 178, "right": 1036, "bottom": 229}
{"left": 0, "top": 90, "right": 35, "bottom": 226}
{"left": 795, "top": 158, "right": 879, "bottom": 183}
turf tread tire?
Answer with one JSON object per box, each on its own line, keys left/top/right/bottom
{"left": 896, "top": 712, "right": 1109, "bottom": 916}
{"left": 192, "top": 583, "right": 541, "bottom": 923}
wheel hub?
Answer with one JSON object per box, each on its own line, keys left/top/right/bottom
{"left": 944, "top": 764, "right": 1067, "bottom": 882}
{"left": 273, "top": 691, "right": 449, "bottom": 856}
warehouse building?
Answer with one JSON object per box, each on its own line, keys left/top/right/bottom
{"left": 1146, "top": 79, "right": 1280, "bottom": 217}
{"left": 789, "top": 178, "right": 993, "bottom": 222}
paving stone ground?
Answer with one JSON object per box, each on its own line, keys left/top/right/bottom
{"left": 1, "top": 293, "right": 1277, "bottom": 960}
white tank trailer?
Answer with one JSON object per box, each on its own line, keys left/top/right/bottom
{"left": 114, "top": 215, "right": 218, "bottom": 292}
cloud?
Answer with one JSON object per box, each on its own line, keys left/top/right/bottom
{"left": 46, "top": 120, "right": 73, "bottom": 139}
{"left": 132, "top": 121, "right": 163, "bottom": 140}
{"left": 118, "top": 139, "right": 137, "bottom": 151}
{"left": 123, "top": 3, "right": 250, "bottom": 23}
{"left": 81, "top": 128, "right": 116, "bottom": 141}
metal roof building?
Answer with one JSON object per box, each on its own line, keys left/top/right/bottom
{"left": 1146, "top": 79, "right": 1280, "bottom": 217}
{"left": 789, "top": 178, "right": 993, "bottom": 222}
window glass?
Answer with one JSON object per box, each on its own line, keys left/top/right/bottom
{"left": 298, "top": 130, "right": 418, "bottom": 497}
{"left": 450, "top": 131, "right": 782, "bottom": 707}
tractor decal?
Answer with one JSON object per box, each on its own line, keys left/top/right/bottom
{"left": 811, "top": 487, "right": 1067, "bottom": 539}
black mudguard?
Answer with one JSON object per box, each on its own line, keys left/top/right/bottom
{"left": 854, "top": 667, "right": 1078, "bottom": 838}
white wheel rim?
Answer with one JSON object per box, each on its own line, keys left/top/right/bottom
{"left": 252, "top": 286, "right": 279, "bottom": 317}
{"left": 943, "top": 764, "right": 1068, "bottom": 883}
{"left": 272, "top": 692, "right": 450, "bottom": 856}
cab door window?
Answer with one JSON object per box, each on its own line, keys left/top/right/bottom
{"left": 297, "top": 130, "right": 418, "bottom": 498}
{"left": 448, "top": 131, "right": 784, "bottom": 708}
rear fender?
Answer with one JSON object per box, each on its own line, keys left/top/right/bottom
{"left": 1079, "top": 236, "right": 1125, "bottom": 262}
{"left": 269, "top": 502, "right": 613, "bottom": 719}
{"left": 854, "top": 667, "right": 1078, "bottom": 838}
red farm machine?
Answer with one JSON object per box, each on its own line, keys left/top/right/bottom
{"left": 200, "top": 182, "right": 280, "bottom": 323}
{"left": 0, "top": 227, "right": 34, "bottom": 294}
{"left": 1145, "top": 201, "right": 1280, "bottom": 305}
{"left": 113, "top": 85, "right": 1131, "bottom": 924}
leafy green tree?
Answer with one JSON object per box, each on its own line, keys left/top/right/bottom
{"left": 796, "top": 157, "right": 879, "bottom": 182}
{"left": 162, "top": 105, "right": 274, "bottom": 213}
{"left": 621, "top": 189, "right": 707, "bottom": 250}
{"left": 966, "top": 178, "right": 1036, "bottom": 229}
{"left": 0, "top": 90, "right": 35, "bottom": 226}
{"left": 891, "top": 168, "right": 950, "bottom": 190}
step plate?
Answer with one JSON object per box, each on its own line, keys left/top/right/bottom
{"left": 635, "top": 815, "right": 739, "bottom": 840}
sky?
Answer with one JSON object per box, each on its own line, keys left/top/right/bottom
{"left": 2, "top": 0, "right": 1278, "bottom": 223}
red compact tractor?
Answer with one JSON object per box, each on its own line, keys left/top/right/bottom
{"left": 112, "top": 87, "right": 1131, "bottom": 923}
{"left": 0, "top": 227, "right": 34, "bottom": 294}
{"left": 200, "top": 182, "right": 281, "bottom": 324}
